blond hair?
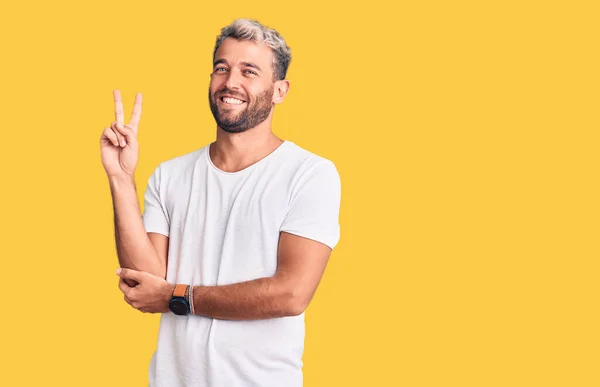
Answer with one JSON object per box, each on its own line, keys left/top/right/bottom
{"left": 213, "top": 18, "right": 292, "bottom": 81}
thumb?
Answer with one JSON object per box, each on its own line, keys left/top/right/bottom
{"left": 116, "top": 267, "right": 143, "bottom": 282}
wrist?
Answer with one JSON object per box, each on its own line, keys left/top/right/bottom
{"left": 108, "top": 172, "right": 135, "bottom": 189}
{"left": 164, "top": 283, "right": 176, "bottom": 313}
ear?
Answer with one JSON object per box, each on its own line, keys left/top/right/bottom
{"left": 272, "top": 79, "right": 290, "bottom": 104}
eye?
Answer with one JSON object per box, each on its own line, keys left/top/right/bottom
{"left": 214, "top": 67, "right": 228, "bottom": 73}
{"left": 244, "top": 69, "right": 257, "bottom": 75}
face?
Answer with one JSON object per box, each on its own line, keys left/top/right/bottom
{"left": 209, "top": 38, "right": 282, "bottom": 133}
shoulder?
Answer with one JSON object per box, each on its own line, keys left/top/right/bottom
{"left": 278, "top": 141, "right": 341, "bottom": 193}
{"left": 158, "top": 146, "right": 207, "bottom": 171}
{"left": 149, "top": 145, "right": 208, "bottom": 178}
{"left": 279, "top": 141, "right": 339, "bottom": 177}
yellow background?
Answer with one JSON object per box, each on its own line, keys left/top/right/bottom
{"left": 0, "top": 0, "right": 598, "bottom": 386}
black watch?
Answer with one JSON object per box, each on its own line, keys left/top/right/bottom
{"left": 169, "top": 284, "right": 190, "bottom": 315}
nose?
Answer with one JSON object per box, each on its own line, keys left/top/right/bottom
{"left": 224, "top": 69, "right": 243, "bottom": 90}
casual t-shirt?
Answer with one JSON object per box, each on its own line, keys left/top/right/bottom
{"left": 141, "top": 140, "right": 341, "bottom": 387}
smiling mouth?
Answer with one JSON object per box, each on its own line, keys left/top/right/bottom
{"left": 220, "top": 96, "right": 246, "bottom": 105}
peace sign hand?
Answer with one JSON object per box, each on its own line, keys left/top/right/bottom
{"left": 100, "top": 89, "right": 143, "bottom": 178}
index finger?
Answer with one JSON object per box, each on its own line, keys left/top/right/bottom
{"left": 113, "top": 89, "right": 125, "bottom": 126}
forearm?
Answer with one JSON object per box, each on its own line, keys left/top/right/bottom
{"left": 189, "top": 276, "right": 306, "bottom": 320}
{"left": 109, "top": 173, "right": 165, "bottom": 278}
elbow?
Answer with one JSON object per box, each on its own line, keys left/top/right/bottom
{"left": 283, "top": 290, "right": 310, "bottom": 317}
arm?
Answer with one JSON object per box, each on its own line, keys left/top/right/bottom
{"left": 189, "top": 231, "right": 331, "bottom": 319}
{"left": 101, "top": 90, "right": 168, "bottom": 282}
{"left": 117, "top": 231, "right": 331, "bottom": 319}
{"left": 110, "top": 173, "right": 168, "bottom": 280}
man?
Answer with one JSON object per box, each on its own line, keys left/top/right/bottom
{"left": 100, "top": 18, "right": 341, "bottom": 387}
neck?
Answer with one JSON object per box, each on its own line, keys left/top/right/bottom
{"left": 210, "top": 120, "right": 284, "bottom": 173}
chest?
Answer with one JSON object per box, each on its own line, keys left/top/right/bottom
{"left": 165, "top": 167, "right": 291, "bottom": 240}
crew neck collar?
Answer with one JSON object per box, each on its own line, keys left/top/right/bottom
{"left": 206, "top": 140, "right": 291, "bottom": 175}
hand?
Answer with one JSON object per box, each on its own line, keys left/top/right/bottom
{"left": 101, "top": 90, "right": 143, "bottom": 178}
{"left": 116, "top": 268, "right": 174, "bottom": 314}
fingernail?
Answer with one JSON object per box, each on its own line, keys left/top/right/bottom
{"left": 116, "top": 268, "right": 122, "bottom": 275}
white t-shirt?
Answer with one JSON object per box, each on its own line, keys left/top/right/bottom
{"left": 141, "top": 140, "right": 341, "bottom": 387}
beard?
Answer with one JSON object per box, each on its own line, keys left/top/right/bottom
{"left": 209, "top": 86, "right": 274, "bottom": 133}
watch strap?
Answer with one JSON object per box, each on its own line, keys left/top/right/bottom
{"left": 173, "top": 284, "right": 189, "bottom": 299}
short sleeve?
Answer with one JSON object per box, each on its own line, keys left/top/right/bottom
{"left": 142, "top": 165, "right": 170, "bottom": 237}
{"left": 280, "top": 159, "right": 342, "bottom": 250}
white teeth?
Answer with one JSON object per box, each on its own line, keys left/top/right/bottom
{"left": 222, "top": 97, "right": 244, "bottom": 105}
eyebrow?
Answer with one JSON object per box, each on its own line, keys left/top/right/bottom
{"left": 240, "top": 61, "right": 262, "bottom": 72}
{"left": 213, "top": 59, "right": 262, "bottom": 72}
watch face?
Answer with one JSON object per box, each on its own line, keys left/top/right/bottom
{"left": 169, "top": 299, "right": 189, "bottom": 315}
